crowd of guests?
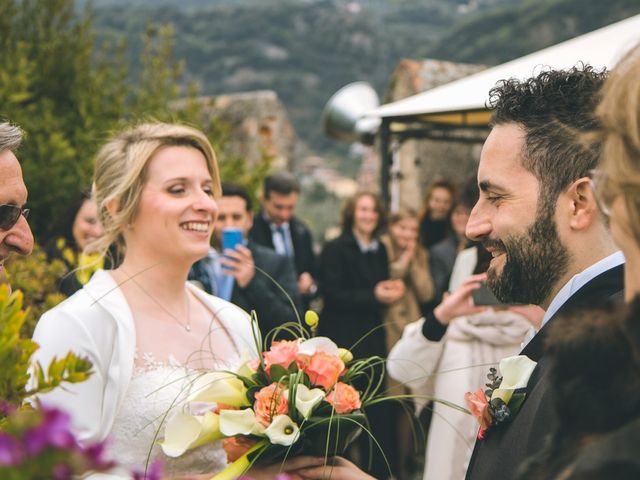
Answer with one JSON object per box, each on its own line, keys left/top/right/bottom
{"left": 1, "top": 42, "right": 640, "bottom": 480}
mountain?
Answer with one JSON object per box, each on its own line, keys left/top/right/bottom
{"left": 90, "top": 0, "right": 640, "bottom": 158}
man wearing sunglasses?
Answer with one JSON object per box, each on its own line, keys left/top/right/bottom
{"left": 0, "top": 122, "right": 34, "bottom": 277}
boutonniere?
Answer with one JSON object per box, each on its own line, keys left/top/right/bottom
{"left": 464, "top": 355, "right": 537, "bottom": 439}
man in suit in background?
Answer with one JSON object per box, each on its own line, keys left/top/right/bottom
{"left": 461, "top": 66, "right": 625, "bottom": 479}
{"left": 249, "top": 172, "right": 317, "bottom": 310}
{"left": 189, "top": 183, "right": 302, "bottom": 339}
{"left": 0, "top": 122, "right": 34, "bottom": 284}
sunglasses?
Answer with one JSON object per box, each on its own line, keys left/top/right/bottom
{"left": 0, "top": 204, "right": 30, "bottom": 230}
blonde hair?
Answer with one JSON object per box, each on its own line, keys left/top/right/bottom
{"left": 92, "top": 122, "right": 220, "bottom": 258}
{"left": 596, "top": 44, "right": 640, "bottom": 245}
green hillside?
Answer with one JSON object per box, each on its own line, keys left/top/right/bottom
{"left": 427, "top": 0, "right": 640, "bottom": 65}
{"left": 90, "top": 0, "right": 640, "bottom": 157}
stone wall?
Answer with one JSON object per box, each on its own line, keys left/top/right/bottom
{"left": 174, "top": 90, "right": 298, "bottom": 171}
{"left": 381, "top": 59, "right": 488, "bottom": 212}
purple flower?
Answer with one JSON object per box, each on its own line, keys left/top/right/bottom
{"left": 132, "top": 459, "right": 163, "bottom": 480}
{"left": 24, "top": 408, "right": 76, "bottom": 455}
{"left": 0, "top": 432, "right": 24, "bottom": 466}
{"left": 52, "top": 463, "right": 73, "bottom": 480}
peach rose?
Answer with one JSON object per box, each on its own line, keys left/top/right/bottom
{"left": 263, "top": 340, "right": 299, "bottom": 372}
{"left": 222, "top": 436, "right": 257, "bottom": 462}
{"left": 325, "top": 382, "right": 361, "bottom": 414}
{"left": 464, "top": 388, "right": 492, "bottom": 439}
{"left": 302, "top": 352, "right": 345, "bottom": 390}
{"left": 253, "top": 383, "right": 289, "bottom": 426}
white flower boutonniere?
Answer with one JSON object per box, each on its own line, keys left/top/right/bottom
{"left": 465, "top": 355, "right": 537, "bottom": 439}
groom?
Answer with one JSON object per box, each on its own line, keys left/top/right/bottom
{"left": 0, "top": 122, "right": 34, "bottom": 279}
{"left": 464, "top": 66, "right": 624, "bottom": 479}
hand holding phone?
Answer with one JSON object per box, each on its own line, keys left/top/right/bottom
{"left": 471, "top": 282, "right": 503, "bottom": 306}
{"left": 221, "top": 228, "right": 243, "bottom": 270}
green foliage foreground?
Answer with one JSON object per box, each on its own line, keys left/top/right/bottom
{"left": 0, "top": 0, "right": 271, "bottom": 243}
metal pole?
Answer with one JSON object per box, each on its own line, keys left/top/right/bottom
{"left": 379, "top": 118, "right": 391, "bottom": 209}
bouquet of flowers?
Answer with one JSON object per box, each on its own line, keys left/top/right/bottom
{"left": 160, "top": 312, "right": 391, "bottom": 479}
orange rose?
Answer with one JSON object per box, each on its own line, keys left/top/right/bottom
{"left": 302, "top": 352, "right": 345, "bottom": 390}
{"left": 222, "top": 436, "right": 257, "bottom": 462}
{"left": 325, "top": 382, "right": 362, "bottom": 414}
{"left": 253, "top": 383, "right": 288, "bottom": 426}
{"left": 464, "top": 388, "right": 492, "bottom": 438}
{"left": 263, "top": 340, "right": 299, "bottom": 373}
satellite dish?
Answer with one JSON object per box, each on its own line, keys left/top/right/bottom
{"left": 322, "top": 82, "right": 381, "bottom": 145}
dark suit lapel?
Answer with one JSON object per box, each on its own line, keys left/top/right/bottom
{"left": 521, "top": 263, "right": 625, "bottom": 392}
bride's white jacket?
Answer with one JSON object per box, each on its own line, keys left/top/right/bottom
{"left": 29, "top": 269, "right": 256, "bottom": 476}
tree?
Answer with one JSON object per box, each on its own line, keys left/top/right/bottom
{"left": 0, "top": 0, "right": 271, "bottom": 241}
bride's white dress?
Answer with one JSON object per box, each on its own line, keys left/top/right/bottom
{"left": 109, "top": 353, "right": 229, "bottom": 477}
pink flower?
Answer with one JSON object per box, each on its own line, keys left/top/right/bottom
{"left": 325, "top": 382, "right": 361, "bottom": 414}
{"left": 253, "top": 383, "right": 288, "bottom": 426}
{"left": 263, "top": 340, "right": 299, "bottom": 372}
{"left": 302, "top": 352, "right": 345, "bottom": 390}
{"left": 464, "top": 388, "right": 492, "bottom": 438}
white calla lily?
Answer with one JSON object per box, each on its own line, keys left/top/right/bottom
{"left": 219, "top": 408, "right": 265, "bottom": 437}
{"left": 264, "top": 415, "right": 300, "bottom": 446}
{"left": 298, "top": 337, "right": 339, "bottom": 356}
{"left": 492, "top": 355, "right": 537, "bottom": 404}
{"left": 160, "top": 410, "right": 221, "bottom": 457}
{"left": 188, "top": 372, "right": 250, "bottom": 407}
{"left": 294, "top": 384, "right": 325, "bottom": 419}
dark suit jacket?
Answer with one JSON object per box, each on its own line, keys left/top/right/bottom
{"left": 249, "top": 211, "right": 317, "bottom": 310}
{"left": 230, "top": 241, "right": 302, "bottom": 339}
{"left": 317, "top": 231, "right": 389, "bottom": 360}
{"left": 249, "top": 211, "right": 316, "bottom": 279}
{"left": 466, "top": 263, "right": 625, "bottom": 480}
{"left": 189, "top": 242, "right": 302, "bottom": 339}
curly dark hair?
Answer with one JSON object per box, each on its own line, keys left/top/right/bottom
{"left": 488, "top": 64, "right": 608, "bottom": 212}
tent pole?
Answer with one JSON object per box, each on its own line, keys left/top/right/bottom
{"left": 379, "top": 118, "right": 391, "bottom": 209}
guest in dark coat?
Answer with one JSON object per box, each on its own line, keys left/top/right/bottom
{"left": 418, "top": 178, "right": 456, "bottom": 249}
{"left": 249, "top": 172, "right": 317, "bottom": 310}
{"left": 189, "top": 183, "right": 302, "bottom": 340}
{"left": 317, "top": 191, "right": 405, "bottom": 480}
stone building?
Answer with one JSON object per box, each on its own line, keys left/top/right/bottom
{"left": 374, "top": 59, "right": 487, "bottom": 212}
{"left": 174, "top": 90, "right": 298, "bottom": 171}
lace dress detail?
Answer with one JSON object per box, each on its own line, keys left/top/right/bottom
{"left": 109, "top": 352, "right": 228, "bottom": 477}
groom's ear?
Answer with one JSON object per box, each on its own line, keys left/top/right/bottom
{"left": 565, "top": 177, "right": 599, "bottom": 231}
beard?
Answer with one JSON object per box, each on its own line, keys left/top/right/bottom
{"left": 484, "top": 208, "right": 570, "bottom": 306}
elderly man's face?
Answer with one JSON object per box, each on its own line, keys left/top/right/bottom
{"left": 0, "top": 149, "right": 34, "bottom": 271}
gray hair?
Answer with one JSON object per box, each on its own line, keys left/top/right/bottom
{"left": 0, "top": 122, "right": 23, "bottom": 153}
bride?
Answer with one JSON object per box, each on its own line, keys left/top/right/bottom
{"left": 30, "top": 123, "right": 321, "bottom": 479}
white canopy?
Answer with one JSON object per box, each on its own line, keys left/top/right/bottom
{"left": 370, "top": 14, "right": 640, "bottom": 123}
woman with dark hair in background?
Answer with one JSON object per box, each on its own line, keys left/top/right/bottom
{"left": 46, "top": 190, "right": 106, "bottom": 296}
{"left": 418, "top": 178, "right": 456, "bottom": 249}
{"left": 318, "top": 191, "right": 405, "bottom": 480}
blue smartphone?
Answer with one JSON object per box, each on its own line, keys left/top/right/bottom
{"left": 221, "top": 228, "right": 243, "bottom": 271}
{"left": 222, "top": 227, "right": 243, "bottom": 252}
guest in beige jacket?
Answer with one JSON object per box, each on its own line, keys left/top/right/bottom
{"left": 380, "top": 208, "right": 435, "bottom": 354}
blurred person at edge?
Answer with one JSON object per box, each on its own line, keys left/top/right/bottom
{"left": 189, "top": 182, "right": 302, "bottom": 340}
{"left": 45, "top": 190, "right": 107, "bottom": 297}
{"left": 418, "top": 178, "right": 456, "bottom": 249}
{"left": 380, "top": 208, "right": 435, "bottom": 479}
{"left": 249, "top": 172, "right": 317, "bottom": 310}
{"left": 0, "top": 122, "right": 34, "bottom": 284}
{"left": 317, "top": 191, "right": 405, "bottom": 480}
{"left": 30, "top": 123, "right": 324, "bottom": 479}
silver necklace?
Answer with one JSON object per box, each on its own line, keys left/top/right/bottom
{"left": 119, "top": 268, "right": 193, "bottom": 333}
